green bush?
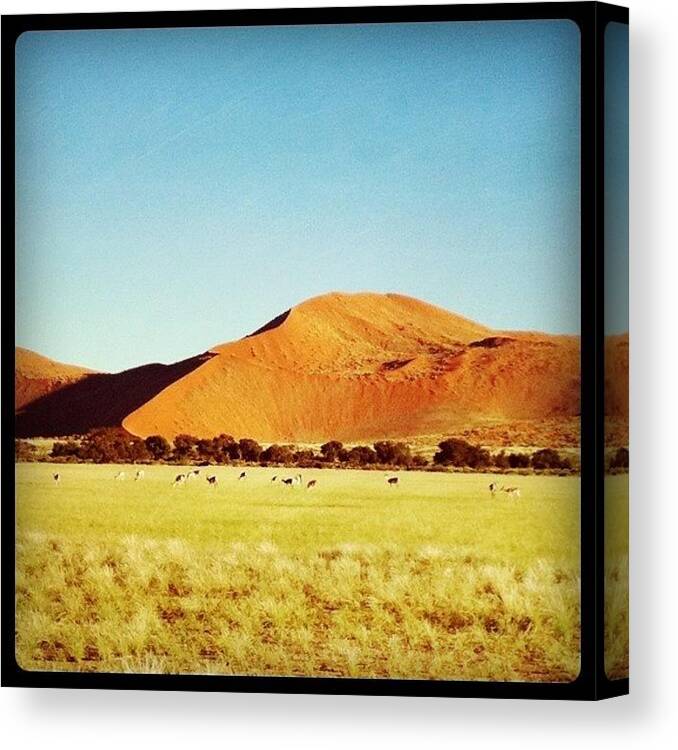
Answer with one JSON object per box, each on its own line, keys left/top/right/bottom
{"left": 433, "top": 438, "right": 490, "bottom": 469}
{"left": 209, "top": 434, "right": 236, "bottom": 460}
{"left": 531, "top": 448, "right": 571, "bottom": 470}
{"left": 293, "top": 449, "right": 316, "bottom": 464}
{"left": 347, "top": 445, "right": 378, "bottom": 465}
{"left": 374, "top": 441, "right": 413, "bottom": 466}
{"left": 172, "top": 434, "right": 198, "bottom": 462}
{"left": 238, "top": 438, "right": 262, "bottom": 462}
{"left": 507, "top": 452, "right": 531, "bottom": 469}
{"left": 51, "top": 440, "right": 81, "bottom": 459}
{"left": 493, "top": 451, "right": 510, "bottom": 469}
{"left": 145, "top": 435, "right": 171, "bottom": 461}
{"left": 260, "top": 444, "right": 295, "bottom": 464}
{"left": 75, "top": 428, "right": 150, "bottom": 463}
{"left": 320, "top": 441, "right": 343, "bottom": 462}
{"left": 609, "top": 446, "right": 629, "bottom": 470}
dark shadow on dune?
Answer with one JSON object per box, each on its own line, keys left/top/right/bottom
{"left": 468, "top": 336, "right": 516, "bottom": 349}
{"left": 15, "top": 352, "right": 215, "bottom": 438}
{"left": 245, "top": 308, "right": 291, "bottom": 338}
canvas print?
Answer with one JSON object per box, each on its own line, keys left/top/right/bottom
{"left": 604, "top": 20, "right": 630, "bottom": 682}
{"left": 14, "top": 19, "right": 604, "bottom": 683}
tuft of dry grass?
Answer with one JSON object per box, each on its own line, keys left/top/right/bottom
{"left": 16, "top": 464, "right": 582, "bottom": 681}
{"left": 605, "top": 474, "right": 629, "bottom": 680}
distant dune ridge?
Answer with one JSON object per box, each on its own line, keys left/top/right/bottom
{"left": 15, "top": 292, "right": 628, "bottom": 441}
{"left": 15, "top": 348, "right": 94, "bottom": 412}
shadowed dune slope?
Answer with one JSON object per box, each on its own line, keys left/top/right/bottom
{"left": 16, "top": 352, "right": 214, "bottom": 438}
{"left": 15, "top": 348, "right": 95, "bottom": 412}
{"left": 122, "top": 292, "right": 584, "bottom": 442}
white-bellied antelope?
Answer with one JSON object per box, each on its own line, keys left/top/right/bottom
{"left": 114, "top": 471, "right": 126, "bottom": 481}
{"left": 306, "top": 479, "right": 317, "bottom": 490}
{"left": 135, "top": 470, "right": 145, "bottom": 481}
{"left": 238, "top": 471, "right": 247, "bottom": 480}
{"left": 271, "top": 475, "right": 278, "bottom": 483}
{"left": 186, "top": 469, "right": 200, "bottom": 481}
{"left": 173, "top": 473, "right": 186, "bottom": 487}
{"left": 53, "top": 473, "right": 60, "bottom": 484}
{"left": 501, "top": 486, "right": 521, "bottom": 498}
{"left": 489, "top": 482, "right": 498, "bottom": 497}
{"left": 387, "top": 476, "right": 399, "bottom": 486}
{"left": 206, "top": 474, "right": 218, "bottom": 486}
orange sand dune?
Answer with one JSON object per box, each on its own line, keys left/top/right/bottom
{"left": 605, "top": 333, "right": 629, "bottom": 418}
{"left": 15, "top": 348, "right": 95, "bottom": 411}
{"left": 122, "top": 292, "right": 583, "bottom": 442}
{"left": 15, "top": 351, "right": 212, "bottom": 438}
{"left": 18, "top": 293, "right": 627, "bottom": 442}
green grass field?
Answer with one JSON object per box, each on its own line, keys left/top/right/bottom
{"left": 16, "top": 463, "right": 587, "bottom": 681}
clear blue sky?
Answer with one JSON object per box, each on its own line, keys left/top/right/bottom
{"left": 16, "top": 20, "right": 581, "bottom": 372}
{"left": 605, "top": 22, "right": 629, "bottom": 336}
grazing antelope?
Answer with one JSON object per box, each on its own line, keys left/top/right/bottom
{"left": 173, "top": 473, "right": 186, "bottom": 487}
{"left": 387, "top": 476, "right": 399, "bottom": 487}
{"left": 281, "top": 476, "right": 296, "bottom": 487}
{"left": 306, "top": 479, "right": 317, "bottom": 490}
{"left": 114, "top": 471, "right": 126, "bottom": 481}
{"left": 489, "top": 482, "right": 498, "bottom": 497}
{"left": 238, "top": 471, "right": 247, "bottom": 481}
{"left": 186, "top": 469, "right": 200, "bottom": 481}
{"left": 206, "top": 474, "right": 218, "bottom": 486}
{"left": 501, "top": 486, "right": 521, "bottom": 498}
{"left": 53, "top": 473, "right": 60, "bottom": 484}
{"left": 135, "top": 470, "right": 145, "bottom": 481}
{"left": 271, "top": 475, "right": 278, "bottom": 483}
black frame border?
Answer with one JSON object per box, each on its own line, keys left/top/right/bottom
{"left": 596, "top": 1, "right": 629, "bottom": 700}
{"left": 1, "top": 2, "right": 629, "bottom": 700}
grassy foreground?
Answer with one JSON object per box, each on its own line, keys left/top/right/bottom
{"left": 16, "top": 463, "right": 582, "bottom": 681}
{"left": 605, "top": 474, "right": 630, "bottom": 680}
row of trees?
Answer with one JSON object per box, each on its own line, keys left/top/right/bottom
{"left": 48, "top": 432, "right": 421, "bottom": 467}
{"left": 432, "top": 439, "right": 573, "bottom": 471}
{"left": 44, "top": 430, "right": 577, "bottom": 473}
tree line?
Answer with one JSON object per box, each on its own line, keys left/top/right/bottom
{"left": 10, "top": 429, "right": 582, "bottom": 473}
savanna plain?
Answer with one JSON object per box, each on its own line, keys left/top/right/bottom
{"left": 13, "top": 463, "right": 629, "bottom": 683}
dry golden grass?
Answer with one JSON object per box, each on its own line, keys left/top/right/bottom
{"left": 411, "top": 418, "right": 582, "bottom": 453}
{"left": 605, "top": 474, "right": 629, "bottom": 680}
{"left": 16, "top": 464, "right": 581, "bottom": 682}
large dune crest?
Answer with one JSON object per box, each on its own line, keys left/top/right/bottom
{"left": 16, "top": 292, "right": 627, "bottom": 442}
{"left": 121, "top": 291, "right": 583, "bottom": 442}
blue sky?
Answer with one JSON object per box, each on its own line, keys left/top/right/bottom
{"left": 16, "top": 21, "right": 581, "bottom": 372}
{"left": 605, "top": 22, "right": 629, "bottom": 336}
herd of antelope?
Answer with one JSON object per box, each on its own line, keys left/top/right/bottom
{"left": 50, "top": 470, "right": 521, "bottom": 498}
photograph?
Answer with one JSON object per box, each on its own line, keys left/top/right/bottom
{"left": 11, "top": 14, "right": 626, "bottom": 685}
{"left": 604, "top": 19, "right": 630, "bottom": 682}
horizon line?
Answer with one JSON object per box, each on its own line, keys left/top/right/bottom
{"left": 16, "top": 288, "right": 592, "bottom": 374}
